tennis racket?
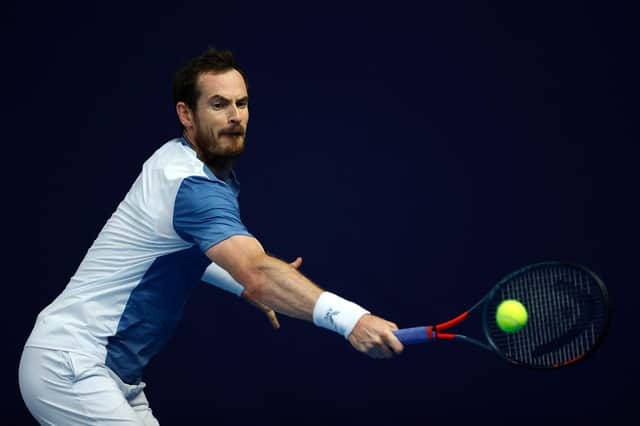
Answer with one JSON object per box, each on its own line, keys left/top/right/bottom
{"left": 393, "top": 262, "right": 610, "bottom": 368}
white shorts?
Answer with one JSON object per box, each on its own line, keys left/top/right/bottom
{"left": 19, "top": 346, "right": 160, "bottom": 425}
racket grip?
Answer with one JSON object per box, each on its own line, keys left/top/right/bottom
{"left": 393, "top": 327, "right": 430, "bottom": 345}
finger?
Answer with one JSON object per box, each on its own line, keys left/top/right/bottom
{"left": 265, "top": 309, "right": 280, "bottom": 329}
{"left": 371, "top": 337, "right": 394, "bottom": 359}
{"left": 385, "top": 321, "right": 399, "bottom": 331}
{"left": 254, "top": 303, "right": 280, "bottom": 329}
{"left": 243, "top": 294, "right": 281, "bottom": 330}
{"left": 289, "top": 256, "right": 303, "bottom": 269}
{"left": 382, "top": 331, "right": 404, "bottom": 355}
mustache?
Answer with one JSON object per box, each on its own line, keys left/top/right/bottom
{"left": 219, "top": 125, "right": 245, "bottom": 136}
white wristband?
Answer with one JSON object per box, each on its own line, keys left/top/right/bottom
{"left": 313, "top": 292, "right": 370, "bottom": 339}
{"left": 201, "top": 262, "right": 245, "bottom": 297}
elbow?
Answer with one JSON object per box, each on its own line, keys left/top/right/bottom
{"left": 238, "top": 256, "right": 269, "bottom": 302}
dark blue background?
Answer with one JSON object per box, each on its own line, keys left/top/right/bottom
{"left": 5, "top": 2, "right": 637, "bottom": 425}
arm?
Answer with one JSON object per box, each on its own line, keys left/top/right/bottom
{"left": 207, "top": 235, "right": 403, "bottom": 358}
{"left": 207, "top": 235, "right": 321, "bottom": 321}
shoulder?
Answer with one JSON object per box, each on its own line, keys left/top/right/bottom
{"left": 175, "top": 175, "right": 237, "bottom": 210}
{"left": 144, "top": 138, "right": 208, "bottom": 182}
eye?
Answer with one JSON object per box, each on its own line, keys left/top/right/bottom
{"left": 210, "top": 98, "right": 229, "bottom": 110}
{"left": 237, "top": 101, "right": 248, "bottom": 108}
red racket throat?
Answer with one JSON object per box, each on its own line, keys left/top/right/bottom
{"left": 432, "top": 312, "right": 469, "bottom": 340}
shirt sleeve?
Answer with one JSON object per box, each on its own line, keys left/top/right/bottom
{"left": 173, "top": 175, "right": 253, "bottom": 253}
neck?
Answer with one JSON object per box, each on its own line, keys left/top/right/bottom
{"left": 183, "top": 131, "right": 234, "bottom": 180}
{"left": 207, "top": 157, "right": 234, "bottom": 181}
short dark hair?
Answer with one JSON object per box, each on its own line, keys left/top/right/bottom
{"left": 172, "top": 48, "right": 248, "bottom": 115}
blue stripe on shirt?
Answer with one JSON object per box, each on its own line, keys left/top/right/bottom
{"left": 105, "top": 246, "right": 210, "bottom": 384}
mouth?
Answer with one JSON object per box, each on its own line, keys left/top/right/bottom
{"left": 220, "top": 127, "right": 245, "bottom": 138}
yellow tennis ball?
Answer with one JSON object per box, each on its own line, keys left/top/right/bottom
{"left": 496, "top": 299, "right": 528, "bottom": 333}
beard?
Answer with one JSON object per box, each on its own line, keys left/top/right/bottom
{"left": 192, "top": 122, "right": 246, "bottom": 165}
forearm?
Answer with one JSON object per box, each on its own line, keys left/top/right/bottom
{"left": 244, "top": 254, "right": 323, "bottom": 321}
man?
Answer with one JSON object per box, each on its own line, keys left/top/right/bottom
{"left": 19, "top": 48, "right": 403, "bottom": 425}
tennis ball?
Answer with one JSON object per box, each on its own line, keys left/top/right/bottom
{"left": 496, "top": 299, "right": 528, "bottom": 333}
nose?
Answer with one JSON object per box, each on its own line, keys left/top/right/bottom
{"left": 228, "top": 105, "right": 241, "bottom": 124}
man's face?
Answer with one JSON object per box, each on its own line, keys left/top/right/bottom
{"left": 191, "top": 69, "right": 249, "bottom": 162}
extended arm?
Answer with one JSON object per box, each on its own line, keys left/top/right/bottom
{"left": 206, "top": 235, "right": 403, "bottom": 358}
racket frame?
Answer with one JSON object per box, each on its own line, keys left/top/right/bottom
{"left": 481, "top": 261, "right": 611, "bottom": 368}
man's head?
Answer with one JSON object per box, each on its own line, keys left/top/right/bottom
{"left": 173, "top": 48, "right": 249, "bottom": 164}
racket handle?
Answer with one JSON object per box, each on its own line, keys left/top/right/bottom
{"left": 393, "top": 327, "right": 431, "bottom": 345}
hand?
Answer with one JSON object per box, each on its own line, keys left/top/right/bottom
{"left": 243, "top": 256, "right": 303, "bottom": 329}
{"left": 348, "top": 314, "right": 404, "bottom": 359}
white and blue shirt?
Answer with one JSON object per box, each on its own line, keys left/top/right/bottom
{"left": 26, "top": 138, "right": 252, "bottom": 384}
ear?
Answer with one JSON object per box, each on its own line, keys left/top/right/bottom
{"left": 176, "top": 102, "right": 194, "bottom": 129}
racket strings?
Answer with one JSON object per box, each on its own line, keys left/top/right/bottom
{"left": 486, "top": 264, "right": 608, "bottom": 368}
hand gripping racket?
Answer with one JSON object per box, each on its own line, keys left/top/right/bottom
{"left": 393, "top": 262, "right": 610, "bottom": 368}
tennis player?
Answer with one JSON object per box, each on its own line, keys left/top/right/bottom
{"left": 19, "top": 48, "right": 403, "bottom": 425}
